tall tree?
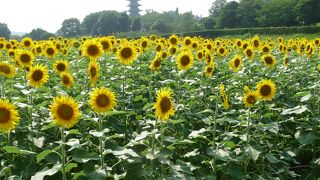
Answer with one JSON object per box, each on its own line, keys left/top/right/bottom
{"left": 118, "top": 12, "right": 130, "bottom": 32}
{"left": 237, "top": 0, "right": 263, "bottom": 27}
{"left": 131, "top": 18, "right": 141, "bottom": 31}
{"left": 0, "top": 23, "right": 11, "bottom": 39}
{"left": 24, "top": 28, "right": 55, "bottom": 40}
{"left": 128, "top": 0, "right": 141, "bottom": 17}
{"left": 81, "top": 12, "right": 103, "bottom": 35}
{"left": 294, "top": 0, "right": 320, "bottom": 25}
{"left": 95, "top": 11, "right": 120, "bottom": 35}
{"left": 216, "top": 1, "right": 240, "bottom": 28}
{"left": 58, "top": 18, "right": 81, "bottom": 38}
{"left": 209, "top": 0, "right": 227, "bottom": 19}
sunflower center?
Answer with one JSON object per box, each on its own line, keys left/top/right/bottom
{"left": 181, "top": 55, "right": 190, "bottom": 66}
{"left": 24, "top": 41, "right": 31, "bottom": 47}
{"left": 160, "top": 97, "right": 171, "bottom": 113}
{"left": 32, "top": 70, "right": 44, "bottom": 82}
{"left": 156, "top": 45, "right": 162, "bottom": 52}
{"left": 234, "top": 59, "right": 240, "bottom": 68}
{"left": 0, "top": 43, "right": 4, "bottom": 49}
{"left": 62, "top": 75, "right": 70, "bottom": 85}
{"left": 141, "top": 41, "right": 147, "bottom": 48}
{"left": 185, "top": 39, "right": 191, "bottom": 46}
{"left": 87, "top": 45, "right": 99, "bottom": 56}
{"left": 170, "top": 38, "right": 177, "bottom": 45}
{"left": 57, "top": 63, "right": 66, "bottom": 72}
{"left": 0, "top": 65, "right": 10, "bottom": 74}
{"left": 264, "top": 56, "right": 273, "bottom": 65}
{"left": 263, "top": 47, "right": 269, "bottom": 52}
{"left": 96, "top": 94, "right": 110, "bottom": 107}
{"left": 197, "top": 52, "right": 203, "bottom": 59}
{"left": 192, "top": 43, "right": 198, "bottom": 49}
{"left": 20, "top": 54, "right": 31, "bottom": 63}
{"left": 219, "top": 48, "right": 225, "bottom": 54}
{"left": 46, "top": 48, "right": 55, "bottom": 55}
{"left": 0, "top": 108, "right": 10, "bottom": 123}
{"left": 253, "top": 40, "right": 259, "bottom": 47}
{"left": 90, "top": 67, "right": 97, "bottom": 77}
{"left": 101, "top": 41, "right": 110, "bottom": 50}
{"left": 207, "top": 67, "right": 213, "bottom": 73}
{"left": 154, "top": 59, "right": 161, "bottom": 68}
{"left": 247, "top": 95, "right": 256, "bottom": 104}
{"left": 57, "top": 104, "right": 74, "bottom": 121}
{"left": 246, "top": 50, "right": 252, "bottom": 57}
{"left": 260, "top": 85, "right": 271, "bottom": 96}
{"left": 120, "top": 47, "right": 133, "bottom": 59}
{"left": 9, "top": 51, "right": 15, "bottom": 56}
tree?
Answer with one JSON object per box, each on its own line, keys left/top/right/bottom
{"left": 216, "top": 1, "right": 240, "bottom": 28}
{"left": 118, "top": 12, "right": 130, "bottom": 32}
{"left": 24, "top": 28, "right": 55, "bottom": 40}
{"left": 0, "top": 23, "right": 11, "bottom": 39}
{"left": 256, "top": 0, "right": 299, "bottom": 27}
{"left": 201, "top": 17, "right": 216, "bottom": 30}
{"left": 95, "top": 11, "right": 119, "bottom": 35}
{"left": 128, "top": 0, "right": 141, "bottom": 17}
{"left": 209, "top": 0, "right": 227, "bottom": 19}
{"left": 58, "top": 18, "right": 81, "bottom": 38}
{"left": 81, "top": 12, "right": 103, "bottom": 35}
{"left": 150, "top": 21, "right": 168, "bottom": 33}
{"left": 131, "top": 18, "right": 141, "bottom": 31}
{"left": 237, "top": 0, "right": 263, "bottom": 27}
{"left": 294, "top": 0, "right": 320, "bottom": 25}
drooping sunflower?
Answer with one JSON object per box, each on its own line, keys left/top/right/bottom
{"left": 117, "top": 43, "right": 137, "bottom": 65}
{"left": 244, "top": 47, "right": 254, "bottom": 60}
{"left": 27, "top": 64, "right": 49, "bottom": 88}
{"left": 49, "top": 96, "right": 81, "bottom": 128}
{"left": 15, "top": 49, "right": 34, "bottom": 67}
{"left": 219, "top": 84, "right": 229, "bottom": 110}
{"left": 150, "top": 57, "right": 162, "bottom": 71}
{"left": 82, "top": 39, "right": 104, "bottom": 60}
{"left": 88, "top": 60, "right": 100, "bottom": 86}
{"left": 176, "top": 50, "right": 194, "bottom": 71}
{"left": 261, "top": 54, "right": 276, "bottom": 68}
{"left": 169, "top": 46, "right": 177, "bottom": 56}
{"left": 283, "top": 55, "right": 289, "bottom": 67}
{"left": 89, "top": 87, "right": 117, "bottom": 113}
{"left": 229, "top": 54, "right": 243, "bottom": 72}
{"left": 243, "top": 91, "right": 259, "bottom": 108}
{"left": 21, "top": 37, "right": 33, "bottom": 49}
{"left": 0, "top": 99, "right": 20, "bottom": 132}
{"left": 60, "top": 72, "right": 74, "bottom": 88}
{"left": 53, "top": 60, "right": 69, "bottom": 74}
{"left": 0, "top": 62, "right": 15, "bottom": 78}
{"left": 256, "top": 79, "right": 276, "bottom": 101}
{"left": 204, "top": 62, "right": 215, "bottom": 77}
{"left": 154, "top": 88, "right": 175, "bottom": 121}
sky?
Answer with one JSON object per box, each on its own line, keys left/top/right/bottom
{"left": 0, "top": 0, "right": 213, "bottom": 33}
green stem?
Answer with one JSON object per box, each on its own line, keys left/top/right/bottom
{"left": 212, "top": 100, "right": 219, "bottom": 175}
{"left": 98, "top": 116, "right": 104, "bottom": 169}
{"left": 61, "top": 128, "right": 66, "bottom": 180}
{"left": 247, "top": 108, "right": 251, "bottom": 146}
{"left": 151, "top": 119, "right": 158, "bottom": 173}
{"left": 7, "top": 132, "right": 10, "bottom": 146}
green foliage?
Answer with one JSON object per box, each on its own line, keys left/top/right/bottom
{"left": 95, "top": 11, "right": 120, "bottom": 35}
{"left": 0, "top": 23, "right": 11, "bottom": 39}
{"left": 118, "top": 12, "right": 131, "bottom": 33}
{"left": 57, "top": 18, "right": 81, "bottom": 38}
{"left": 131, "top": 18, "right": 141, "bottom": 32}
{"left": 24, "top": 28, "right": 56, "bottom": 40}
{"left": 294, "top": 0, "right": 320, "bottom": 25}
{"left": 216, "top": 1, "right": 240, "bottom": 28}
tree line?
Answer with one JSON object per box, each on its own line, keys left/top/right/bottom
{"left": 0, "top": 0, "right": 319, "bottom": 40}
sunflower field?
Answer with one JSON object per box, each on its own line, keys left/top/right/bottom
{"left": 0, "top": 35, "right": 320, "bottom": 179}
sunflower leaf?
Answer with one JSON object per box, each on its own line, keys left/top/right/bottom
{"left": 3, "top": 146, "right": 36, "bottom": 155}
{"left": 281, "top": 105, "right": 308, "bottom": 115}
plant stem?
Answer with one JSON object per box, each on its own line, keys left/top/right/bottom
{"left": 7, "top": 132, "right": 10, "bottom": 146}
{"left": 61, "top": 127, "right": 66, "bottom": 180}
{"left": 247, "top": 108, "right": 251, "bottom": 146}
{"left": 98, "top": 116, "right": 104, "bottom": 169}
{"left": 151, "top": 119, "right": 158, "bottom": 174}
{"left": 212, "top": 99, "right": 219, "bottom": 175}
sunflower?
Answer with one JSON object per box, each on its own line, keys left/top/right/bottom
{"left": 229, "top": 54, "right": 243, "bottom": 72}
{"left": 140, "top": 38, "right": 149, "bottom": 50}
{"left": 53, "top": 60, "right": 69, "bottom": 74}
{"left": 243, "top": 91, "right": 259, "bottom": 108}
{"left": 183, "top": 36, "right": 192, "bottom": 47}
{"left": 21, "top": 37, "right": 33, "bottom": 49}
{"left": 236, "top": 39, "right": 242, "bottom": 48}
{"left": 261, "top": 54, "right": 276, "bottom": 68}
{"left": 261, "top": 45, "right": 270, "bottom": 54}
{"left": 99, "top": 37, "right": 112, "bottom": 52}
{"left": 169, "top": 46, "right": 177, "bottom": 55}
{"left": 196, "top": 50, "right": 204, "bottom": 60}
{"left": 89, "top": 87, "right": 117, "bottom": 113}
{"left": 117, "top": 43, "right": 137, "bottom": 65}
{"left": 283, "top": 55, "right": 289, "bottom": 67}
{"left": 168, "top": 35, "right": 179, "bottom": 46}
{"left": 252, "top": 36, "right": 260, "bottom": 49}
{"left": 60, "top": 72, "right": 74, "bottom": 88}
{"left": 219, "top": 84, "right": 229, "bottom": 110}
{"left": 176, "top": 50, "right": 194, "bottom": 71}
{"left": 27, "top": 64, "right": 49, "bottom": 88}
{"left": 154, "top": 88, "right": 175, "bottom": 121}
{"left": 256, "top": 79, "right": 276, "bottom": 101}
{"left": 0, "top": 62, "right": 15, "bottom": 78}
{"left": 15, "top": 49, "right": 34, "bottom": 67}
{"left": 49, "top": 96, "right": 81, "bottom": 128}
{"left": 217, "top": 46, "right": 228, "bottom": 57}
{"left": 204, "top": 62, "right": 215, "bottom": 77}
{"left": 192, "top": 41, "right": 199, "bottom": 50}
{"left": 244, "top": 47, "right": 254, "bottom": 60}
{"left": 0, "top": 99, "right": 20, "bottom": 132}
{"left": 44, "top": 44, "right": 58, "bottom": 58}
{"left": 82, "top": 39, "right": 103, "bottom": 60}
{"left": 88, "top": 61, "right": 100, "bottom": 86}
{"left": 150, "top": 57, "right": 162, "bottom": 71}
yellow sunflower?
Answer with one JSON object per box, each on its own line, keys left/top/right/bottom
{"left": 229, "top": 54, "right": 243, "bottom": 72}
{"left": 0, "top": 62, "right": 15, "bottom": 78}
{"left": 261, "top": 54, "right": 276, "bottom": 68}
{"left": 0, "top": 99, "right": 20, "bottom": 132}
{"left": 204, "top": 62, "right": 215, "bottom": 77}
{"left": 261, "top": 44, "right": 270, "bottom": 54}
{"left": 243, "top": 91, "right": 259, "bottom": 108}
{"left": 196, "top": 50, "right": 204, "bottom": 61}
{"left": 117, "top": 43, "right": 137, "bottom": 65}
{"left": 44, "top": 44, "right": 58, "bottom": 59}
{"left": 244, "top": 47, "right": 254, "bottom": 60}
{"left": 82, "top": 39, "right": 103, "bottom": 60}
{"left": 169, "top": 46, "right": 177, "bottom": 55}
{"left": 183, "top": 36, "right": 192, "bottom": 47}
{"left": 15, "top": 49, "right": 34, "bottom": 67}
{"left": 49, "top": 96, "right": 81, "bottom": 128}
{"left": 60, "top": 72, "right": 74, "bottom": 88}
{"left": 21, "top": 37, "right": 33, "bottom": 49}
{"left": 154, "top": 88, "right": 175, "bottom": 121}
{"left": 27, "top": 64, "right": 49, "bottom": 88}
{"left": 53, "top": 60, "right": 69, "bottom": 74}
{"left": 217, "top": 46, "right": 228, "bottom": 57}
{"left": 176, "top": 50, "right": 194, "bottom": 71}
{"left": 140, "top": 38, "right": 149, "bottom": 51}
{"left": 150, "top": 57, "right": 162, "bottom": 71}
{"left": 88, "top": 61, "right": 100, "bottom": 86}
{"left": 283, "top": 55, "right": 289, "bottom": 67}
{"left": 219, "top": 84, "right": 229, "bottom": 110}
{"left": 317, "top": 64, "right": 320, "bottom": 73}
{"left": 256, "top": 79, "right": 276, "bottom": 101}
{"left": 168, "top": 35, "right": 179, "bottom": 46}
{"left": 89, "top": 87, "right": 117, "bottom": 113}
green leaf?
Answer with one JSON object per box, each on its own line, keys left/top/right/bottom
{"left": 3, "top": 146, "right": 36, "bottom": 155}
{"left": 65, "top": 163, "right": 78, "bottom": 173}
{"left": 295, "top": 131, "right": 319, "bottom": 145}
{"left": 301, "top": 94, "right": 312, "bottom": 102}
{"left": 198, "top": 109, "right": 213, "bottom": 114}
{"left": 107, "top": 147, "right": 140, "bottom": 158}
{"left": 184, "top": 149, "right": 199, "bottom": 158}
{"left": 281, "top": 105, "right": 308, "bottom": 115}
{"left": 265, "top": 154, "right": 280, "bottom": 163}
{"left": 105, "top": 111, "right": 126, "bottom": 116}
{"left": 246, "top": 146, "right": 260, "bottom": 161}
{"left": 215, "top": 149, "right": 230, "bottom": 162}
{"left": 143, "top": 103, "right": 154, "bottom": 110}
{"left": 37, "top": 150, "right": 54, "bottom": 163}
{"left": 188, "top": 128, "right": 207, "bottom": 139}
{"left": 31, "top": 164, "right": 61, "bottom": 180}
{"left": 73, "top": 152, "right": 100, "bottom": 163}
